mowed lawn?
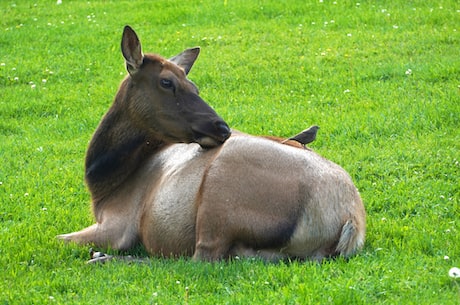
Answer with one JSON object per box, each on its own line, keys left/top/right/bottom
{"left": 1, "top": 0, "right": 459, "bottom": 304}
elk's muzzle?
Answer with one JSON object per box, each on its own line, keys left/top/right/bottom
{"left": 192, "top": 119, "right": 231, "bottom": 149}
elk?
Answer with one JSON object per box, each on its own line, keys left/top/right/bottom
{"left": 58, "top": 25, "right": 366, "bottom": 262}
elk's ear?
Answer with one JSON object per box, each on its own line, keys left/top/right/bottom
{"left": 121, "top": 25, "right": 144, "bottom": 74}
{"left": 169, "top": 47, "right": 200, "bottom": 75}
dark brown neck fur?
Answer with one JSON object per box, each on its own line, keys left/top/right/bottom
{"left": 85, "top": 79, "right": 165, "bottom": 203}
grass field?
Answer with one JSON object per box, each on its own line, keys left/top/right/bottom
{"left": 1, "top": 0, "right": 459, "bottom": 304}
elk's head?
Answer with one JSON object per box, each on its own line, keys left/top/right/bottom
{"left": 121, "top": 25, "right": 231, "bottom": 149}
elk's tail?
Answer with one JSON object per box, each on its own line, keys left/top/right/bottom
{"left": 336, "top": 219, "right": 365, "bottom": 257}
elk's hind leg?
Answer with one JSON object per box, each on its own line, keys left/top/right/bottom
{"left": 193, "top": 230, "right": 290, "bottom": 262}
{"left": 193, "top": 232, "right": 232, "bottom": 261}
{"left": 193, "top": 197, "right": 300, "bottom": 262}
{"left": 229, "top": 244, "right": 289, "bottom": 262}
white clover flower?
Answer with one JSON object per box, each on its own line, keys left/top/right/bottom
{"left": 449, "top": 267, "right": 460, "bottom": 279}
{"left": 405, "top": 69, "right": 412, "bottom": 75}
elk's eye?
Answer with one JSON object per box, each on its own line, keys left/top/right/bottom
{"left": 160, "top": 79, "right": 174, "bottom": 89}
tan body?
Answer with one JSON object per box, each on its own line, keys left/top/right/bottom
{"left": 58, "top": 26, "right": 365, "bottom": 261}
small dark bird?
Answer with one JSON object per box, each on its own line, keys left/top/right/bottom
{"left": 283, "top": 125, "right": 320, "bottom": 147}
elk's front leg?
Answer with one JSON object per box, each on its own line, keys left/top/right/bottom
{"left": 57, "top": 220, "right": 139, "bottom": 251}
{"left": 58, "top": 224, "right": 111, "bottom": 248}
{"left": 58, "top": 224, "right": 100, "bottom": 245}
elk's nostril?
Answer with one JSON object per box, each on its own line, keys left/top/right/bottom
{"left": 215, "top": 121, "right": 231, "bottom": 140}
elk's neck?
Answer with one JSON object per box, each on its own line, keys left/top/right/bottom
{"left": 84, "top": 84, "right": 165, "bottom": 203}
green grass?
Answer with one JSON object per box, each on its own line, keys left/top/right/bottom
{"left": 1, "top": 0, "right": 459, "bottom": 304}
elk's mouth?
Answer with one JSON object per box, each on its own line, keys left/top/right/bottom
{"left": 192, "top": 121, "right": 231, "bottom": 149}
